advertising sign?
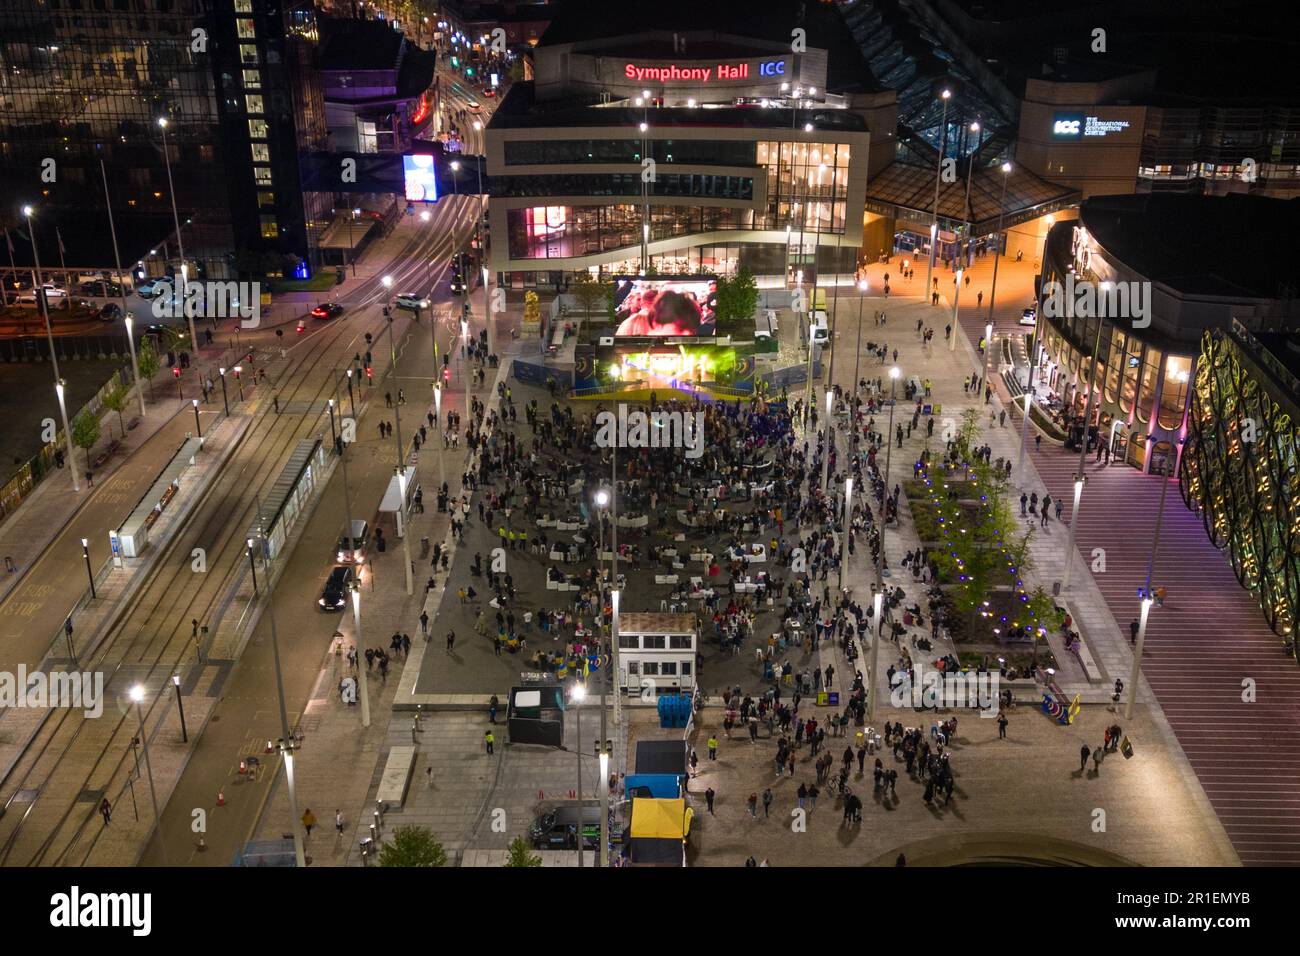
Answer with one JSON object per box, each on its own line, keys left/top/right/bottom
{"left": 402, "top": 154, "right": 439, "bottom": 202}
{"left": 611, "top": 276, "right": 717, "bottom": 337}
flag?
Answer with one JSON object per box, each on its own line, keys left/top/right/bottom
{"left": 1067, "top": 693, "right": 1082, "bottom": 724}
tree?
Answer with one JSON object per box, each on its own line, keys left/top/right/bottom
{"left": 504, "top": 836, "right": 542, "bottom": 867}
{"left": 103, "top": 383, "right": 128, "bottom": 439}
{"left": 569, "top": 271, "right": 606, "bottom": 318}
{"left": 137, "top": 338, "right": 160, "bottom": 401}
{"left": 377, "top": 826, "right": 447, "bottom": 867}
{"left": 71, "top": 410, "right": 101, "bottom": 475}
{"left": 714, "top": 266, "right": 760, "bottom": 334}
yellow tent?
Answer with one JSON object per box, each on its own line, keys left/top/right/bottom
{"left": 630, "top": 797, "right": 694, "bottom": 841}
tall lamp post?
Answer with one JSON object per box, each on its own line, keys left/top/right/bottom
{"left": 247, "top": 537, "right": 258, "bottom": 595}
{"left": 81, "top": 538, "right": 96, "bottom": 599}
{"left": 171, "top": 674, "right": 188, "bottom": 743}
{"left": 101, "top": 158, "right": 146, "bottom": 420}
{"left": 128, "top": 685, "right": 168, "bottom": 865}
{"left": 986, "top": 162, "right": 1013, "bottom": 326}
{"left": 157, "top": 117, "right": 198, "bottom": 360}
{"left": 351, "top": 582, "right": 371, "bottom": 727}
{"left": 571, "top": 683, "right": 586, "bottom": 867}
{"left": 593, "top": 487, "right": 611, "bottom": 868}
{"left": 949, "top": 122, "right": 979, "bottom": 352}
{"left": 925, "top": 88, "right": 951, "bottom": 305}
{"left": 868, "top": 366, "right": 901, "bottom": 724}
{"left": 1062, "top": 314, "right": 1106, "bottom": 588}
{"left": 24, "top": 205, "right": 79, "bottom": 493}
{"left": 1125, "top": 455, "right": 1176, "bottom": 718}
{"left": 384, "top": 304, "right": 414, "bottom": 596}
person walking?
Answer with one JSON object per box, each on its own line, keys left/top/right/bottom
{"left": 301, "top": 808, "right": 317, "bottom": 838}
{"left": 485, "top": 730, "right": 495, "bottom": 755}
{"left": 997, "top": 711, "right": 1009, "bottom": 739}
{"left": 99, "top": 798, "right": 111, "bottom": 826}
{"left": 335, "top": 809, "right": 345, "bottom": 835}
{"left": 1079, "top": 743, "right": 1091, "bottom": 772}
{"left": 747, "top": 792, "right": 758, "bottom": 818}
{"left": 489, "top": 694, "right": 499, "bottom": 724}
{"left": 419, "top": 610, "right": 429, "bottom": 636}
{"left": 705, "top": 787, "right": 716, "bottom": 814}
{"left": 446, "top": 630, "right": 456, "bottom": 653}
{"left": 1092, "top": 746, "right": 1104, "bottom": 774}
{"left": 707, "top": 734, "right": 718, "bottom": 760}
{"left": 689, "top": 749, "right": 699, "bottom": 777}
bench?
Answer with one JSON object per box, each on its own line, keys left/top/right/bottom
{"left": 655, "top": 574, "right": 679, "bottom": 585}
{"left": 92, "top": 439, "right": 122, "bottom": 469}
{"left": 376, "top": 745, "right": 417, "bottom": 808}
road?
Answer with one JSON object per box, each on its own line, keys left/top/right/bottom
{"left": 0, "top": 195, "right": 478, "bottom": 866}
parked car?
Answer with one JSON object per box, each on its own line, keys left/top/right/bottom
{"left": 318, "top": 565, "right": 355, "bottom": 611}
{"left": 78, "top": 280, "right": 124, "bottom": 297}
{"left": 311, "top": 302, "right": 345, "bottom": 320}
{"left": 395, "top": 292, "right": 429, "bottom": 311}
{"left": 810, "top": 310, "right": 829, "bottom": 344}
{"left": 1020, "top": 304, "right": 1038, "bottom": 326}
{"left": 97, "top": 303, "right": 123, "bottom": 322}
{"left": 16, "top": 283, "right": 68, "bottom": 305}
{"left": 135, "top": 278, "right": 169, "bottom": 299}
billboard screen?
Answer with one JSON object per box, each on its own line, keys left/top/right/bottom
{"left": 612, "top": 275, "right": 717, "bottom": 337}
{"left": 403, "top": 154, "right": 439, "bottom": 202}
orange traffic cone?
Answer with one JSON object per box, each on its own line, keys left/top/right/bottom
{"left": 217, "top": 788, "right": 226, "bottom": 807}
{"left": 238, "top": 759, "right": 247, "bottom": 775}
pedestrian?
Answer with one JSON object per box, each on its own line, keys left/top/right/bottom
{"left": 747, "top": 792, "right": 758, "bottom": 817}
{"left": 1092, "top": 746, "right": 1104, "bottom": 773}
{"left": 446, "top": 630, "right": 456, "bottom": 653}
{"left": 797, "top": 782, "right": 808, "bottom": 810}
{"left": 99, "top": 798, "right": 111, "bottom": 825}
{"left": 420, "top": 610, "right": 429, "bottom": 636}
{"left": 302, "top": 808, "right": 316, "bottom": 837}
{"left": 762, "top": 787, "right": 773, "bottom": 817}
{"left": 335, "top": 809, "right": 345, "bottom": 835}
{"left": 1129, "top": 619, "right": 1139, "bottom": 644}
{"left": 689, "top": 749, "right": 699, "bottom": 777}
{"left": 997, "top": 711, "right": 1008, "bottom": 738}
{"left": 707, "top": 734, "right": 718, "bottom": 760}
{"left": 489, "top": 694, "right": 499, "bottom": 724}
{"left": 705, "top": 787, "right": 716, "bottom": 813}
{"left": 1079, "top": 743, "right": 1091, "bottom": 772}
{"left": 485, "top": 730, "right": 495, "bottom": 755}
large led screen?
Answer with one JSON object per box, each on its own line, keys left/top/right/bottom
{"left": 403, "top": 154, "right": 439, "bottom": 203}
{"left": 612, "top": 275, "right": 717, "bottom": 337}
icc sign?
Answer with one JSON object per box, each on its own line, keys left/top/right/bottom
{"left": 759, "top": 60, "right": 786, "bottom": 76}
{"left": 1054, "top": 119, "right": 1080, "bottom": 136}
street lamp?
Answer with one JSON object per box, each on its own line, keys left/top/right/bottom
{"left": 571, "top": 682, "right": 587, "bottom": 867}
{"left": 123, "top": 314, "right": 147, "bottom": 419}
{"left": 217, "top": 367, "right": 229, "bottom": 415}
{"left": 81, "top": 538, "right": 96, "bottom": 599}
{"left": 839, "top": 476, "right": 853, "bottom": 590}
{"left": 233, "top": 365, "right": 244, "bottom": 401}
{"left": 247, "top": 537, "right": 258, "bottom": 595}
{"left": 24, "top": 205, "right": 79, "bottom": 493}
{"left": 346, "top": 367, "right": 355, "bottom": 415}
{"left": 129, "top": 684, "right": 167, "bottom": 865}
{"left": 157, "top": 117, "right": 198, "bottom": 362}
{"left": 983, "top": 321, "right": 993, "bottom": 403}
{"left": 986, "top": 162, "right": 1013, "bottom": 326}
{"left": 191, "top": 398, "right": 202, "bottom": 437}
{"left": 172, "top": 674, "right": 188, "bottom": 742}
{"left": 433, "top": 384, "right": 445, "bottom": 487}
{"left": 1017, "top": 390, "right": 1033, "bottom": 489}
{"left": 948, "top": 122, "right": 980, "bottom": 353}
{"left": 351, "top": 583, "right": 371, "bottom": 727}
{"left": 925, "top": 89, "right": 951, "bottom": 304}
{"left": 868, "top": 366, "right": 901, "bottom": 723}
{"left": 328, "top": 398, "right": 337, "bottom": 450}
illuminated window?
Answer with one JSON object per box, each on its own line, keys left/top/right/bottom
{"left": 248, "top": 119, "right": 268, "bottom": 139}
{"left": 251, "top": 143, "right": 270, "bottom": 162}
{"left": 1136, "top": 352, "right": 1160, "bottom": 423}
{"left": 1119, "top": 337, "right": 1142, "bottom": 414}
{"left": 234, "top": 0, "right": 253, "bottom": 10}
{"left": 1105, "top": 329, "right": 1126, "bottom": 404}
{"left": 245, "top": 94, "right": 264, "bottom": 114}
{"left": 260, "top": 216, "right": 278, "bottom": 238}
{"left": 1158, "top": 355, "right": 1192, "bottom": 430}
{"left": 254, "top": 166, "right": 273, "bottom": 185}
{"left": 240, "top": 44, "right": 258, "bottom": 65}
{"left": 242, "top": 69, "right": 261, "bottom": 88}
{"left": 257, "top": 191, "right": 275, "bottom": 206}
{"left": 236, "top": 18, "right": 256, "bottom": 39}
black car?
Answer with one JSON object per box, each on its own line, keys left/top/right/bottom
{"left": 311, "top": 302, "right": 345, "bottom": 320}
{"left": 318, "top": 565, "right": 354, "bottom": 611}
{"left": 450, "top": 273, "right": 466, "bottom": 295}
{"left": 97, "top": 303, "right": 123, "bottom": 322}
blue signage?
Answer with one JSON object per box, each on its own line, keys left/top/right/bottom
{"left": 759, "top": 59, "right": 786, "bottom": 77}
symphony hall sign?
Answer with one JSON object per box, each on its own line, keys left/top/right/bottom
{"left": 623, "top": 59, "right": 788, "bottom": 83}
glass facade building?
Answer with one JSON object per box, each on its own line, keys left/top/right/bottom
{"left": 0, "top": 0, "right": 327, "bottom": 276}
{"left": 1181, "top": 322, "right": 1300, "bottom": 639}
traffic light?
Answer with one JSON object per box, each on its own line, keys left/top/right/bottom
{"left": 443, "top": 367, "right": 451, "bottom": 384}
{"left": 172, "top": 367, "right": 181, "bottom": 378}
{"left": 451, "top": 56, "right": 459, "bottom": 67}
{"left": 365, "top": 332, "right": 373, "bottom": 346}
{"left": 365, "top": 366, "right": 373, "bottom": 383}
